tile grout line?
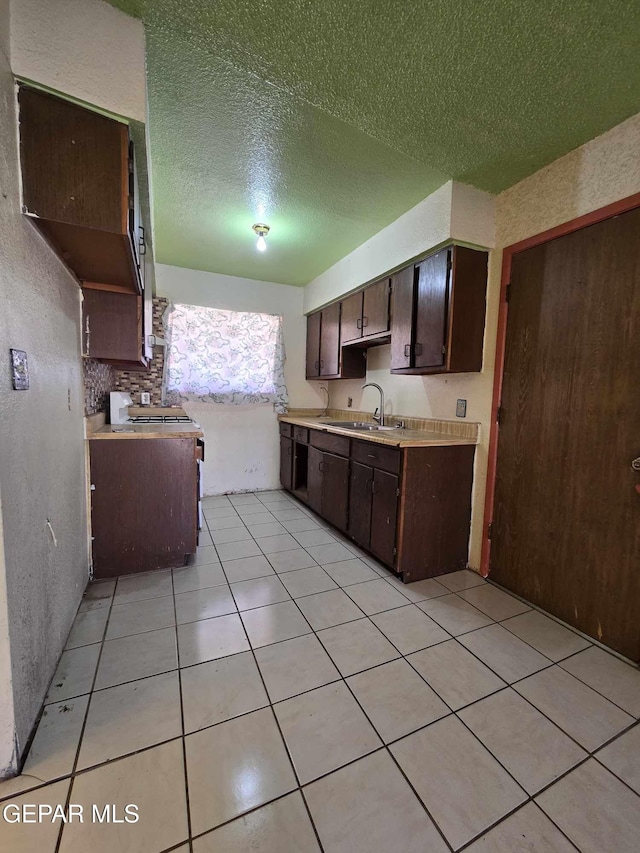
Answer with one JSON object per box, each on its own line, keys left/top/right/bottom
{"left": 220, "top": 546, "right": 328, "bottom": 853}
{"left": 169, "top": 566, "right": 195, "bottom": 852}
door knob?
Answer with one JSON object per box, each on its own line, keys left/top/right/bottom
{"left": 632, "top": 457, "right": 640, "bottom": 471}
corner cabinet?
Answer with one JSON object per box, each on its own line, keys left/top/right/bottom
{"left": 341, "top": 277, "right": 391, "bottom": 346}
{"left": 305, "top": 304, "right": 366, "bottom": 380}
{"left": 390, "top": 246, "right": 488, "bottom": 374}
{"left": 280, "top": 423, "right": 475, "bottom": 582}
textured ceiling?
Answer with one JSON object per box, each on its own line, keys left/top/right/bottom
{"left": 108, "top": 0, "right": 640, "bottom": 285}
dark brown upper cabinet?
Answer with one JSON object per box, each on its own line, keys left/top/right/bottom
{"left": 82, "top": 286, "right": 147, "bottom": 367}
{"left": 18, "top": 86, "right": 143, "bottom": 295}
{"left": 390, "top": 245, "right": 487, "bottom": 374}
{"left": 305, "top": 304, "right": 366, "bottom": 380}
{"left": 341, "top": 278, "right": 391, "bottom": 346}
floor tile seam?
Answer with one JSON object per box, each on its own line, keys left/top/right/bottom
{"left": 222, "top": 562, "right": 327, "bottom": 850}
{"left": 485, "top": 578, "right": 639, "bottom": 669}
{"left": 170, "top": 565, "right": 195, "bottom": 849}
{"left": 53, "top": 576, "right": 119, "bottom": 853}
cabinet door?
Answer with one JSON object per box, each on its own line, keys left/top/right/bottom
{"left": 341, "top": 292, "right": 363, "bottom": 344}
{"left": 83, "top": 287, "right": 141, "bottom": 362}
{"left": 306, "top": 312, "right": 321, "bottom": 379}
{"left": 389, "top": 265, "right": 415, "bottom": 370}
{"left": 349, "top": 461, "right": 373, "bottom": 548}
{"left": 321, "top": 452, "right": 350, "bottom": 532}
{"left": 414, "top": 248, "right": 450, "bottom": 370}
{"left": 307, "top": 446, "right": 323, "bottom": 515}
{"left": 320, "top": 302, "right": 341, "bottom": 377}
{"left": 280, "top": 436, "right": 293, "bottom": 490}
{"left": 362, "top": 278, "right": 391, "bottom": 337}
{"left": 370, "top": 470, "right": 398, "bottom": 566}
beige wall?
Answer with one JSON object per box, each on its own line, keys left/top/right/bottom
{"left": 10, "top": 0, "right": 146, "bottom": 121}
{"left": 0, "top": 0, "right": 89, "bottom": 774}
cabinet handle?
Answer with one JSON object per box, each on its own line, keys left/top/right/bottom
{"left": 288, "top": 445, "right": 292, "bottom": 456}
{"left": 318, "top": 461, "right": 324, "bottom": 472}
{"left": 139, "top": 225, "right": 146, "bottom": 256}
{"left": 367, "top": 453, "right": 375, "bottom": 459}
{"left": 414, "top": 342, "right": 423, "bottom": 356}
{"left": 362, "top": 315, "right": 368, "bottom": 327}
{"left": 320, "top": 359, "right": 324, "bottom": 368}
{"left": 356, "top": 318, "right": 362, "bottom": 329}
{"left": 404, "top": 344, "right": 411, "bottom": 358}
{"left": 314, "top": 360, "right": 319, "bottom": 370}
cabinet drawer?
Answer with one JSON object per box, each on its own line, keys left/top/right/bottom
{"left": 310, "top": 429, "right": 350, "bottom": 457}
{"left": 279, "top": 422, "right": 293, "bottom": 437}
{"left": 293, "top": 426, "right": 309, "bottom": 444}
{"left": 352, "top": 440, "right": 400, "bottom": 475}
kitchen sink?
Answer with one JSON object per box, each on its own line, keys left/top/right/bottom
{"left": 324, "top": 421, "right": 397, "bottom": 432}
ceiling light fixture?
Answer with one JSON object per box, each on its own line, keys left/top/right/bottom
{"left": 252, "top": 223, "right": 270, "bottom": 252}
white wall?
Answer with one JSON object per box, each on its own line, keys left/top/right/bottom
{"left": 156, "top": 264, "right": 323, "bottom": 494}
{"left": 0, "top": 0, "right": 89, "bottom": 775}
{"left": 10, "top": 0, "right": 146, "bottom": 121}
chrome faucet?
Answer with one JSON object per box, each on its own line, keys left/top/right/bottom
{"left": 362, "top": 382, "right": 385, "bottom": 426}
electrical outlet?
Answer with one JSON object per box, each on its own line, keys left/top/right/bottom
{"left": 456, "top": 398, "right": 467, "bottom": 418}
{"left": 140, "top": 392, "right": 151, "bottom": 405}
{"left": 347, "top": 397, "right": 353, "bottom": 408}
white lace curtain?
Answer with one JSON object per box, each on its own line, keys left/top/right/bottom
{"left": 163, "top": 303, "right": 288, "bottom": 412}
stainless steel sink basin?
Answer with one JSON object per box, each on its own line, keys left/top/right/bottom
{"left": 324, "top": 421, "right": 398, "bottom": 432}
{"left": 325, "top": 421, "right": 377, "bottom": 430}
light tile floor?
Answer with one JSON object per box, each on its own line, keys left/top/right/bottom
{"left": 2, "top": 489, "right": 640, "bottom": 852}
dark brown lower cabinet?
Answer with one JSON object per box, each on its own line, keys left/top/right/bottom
{"left": 280, "top": 436, "right": 293, "bottom": 490}
{"left": 370, "top": 469, "right": 399, "bottom": 566}
{"left": 321, "top": 452, "right": 350, "bottom": 532}
{"left": 281, "top": 423, "right": 475, "bottom": 582}
{"left": 89, "top": 437, "right": 198, "bottom": 578}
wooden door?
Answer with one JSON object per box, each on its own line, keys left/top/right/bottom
{"left": 307, "top": 446, "right": 323, "bottom": 515}
{"left": 491, "top": 209, "right": 640, "bottom": 660}
{"left": 306, "top": 312, "right": 321, "bottom": 379}
{"left": 370, "top": 470, "right": 398, "bottom": 565}
{"left": 414, "top": 248, "right": 450, "bottom": 370}
{"left": 341, "top": 292, "right": 363, "bottom": 344}
{"left": 280, "top": 436, "right": 293, "bottom": 490}
{"left": 363, "top": 278, "right": 391, "bottom": 337}
{"left": 390, "top": 265, "right": 415, "bottom": 370}
{"left": 349, "top": 461, "right": 373, "bottom": 548}
{"left": 321, "top": 452, "right": 350, "bottom": 532}
{"left": 320, "top": 302, "right": 341, "bottom": 376}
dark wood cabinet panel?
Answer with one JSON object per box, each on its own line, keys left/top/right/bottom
{"left": 447, "top": 246, "right": 489, "bottom": 373}
{"left": 341, "top": 292, "right": 363, "bottom": 344}
{"left": 90, "top": 438, "right": 198, "bottom": 577}
{"left": 321, "top": 452, "right": 350, "bottom": 532}
{"left": 349, "top": 461, "right": 373, "bottom": 548}
{"left": 319, "top": 302, "right": 341, "bottom": 377}
{"left": 280, "top": 436, "right": 294, "bottom": 490}
{"left": 310, "top": 429, "right": 350, "bottom": 457}
{"left": 362, "top": 278, "right": 391, "bottom": 337}
{"left": 279, "top": 422, "right": 293, "bottom": 437}
{"left": 370, "top": 470, "right": 398, "bottom": 566}
{"left": 307, "top": 446, "right": 323, "bottom": 515}
{"left": 306, "top": 312, "right": 321, "bottom": 379}
{"left": 390, "top": 265, "right": 415, "bottom": 370}
{"left": 18, "top": 86, "right": 142, "bottom": 294}
{"left": 414, "top": 249, "right": 450, "bottom": 370}
{"left": 82, "top": 287, "right": 142, "bottom": 364}
{"left": 351, "top": 440, "right": 400, "bottom": 475}
{"left": 397, "top": 445, "right": 475, "bottom": 582}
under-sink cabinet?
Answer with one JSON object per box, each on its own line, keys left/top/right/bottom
{"left": 279, "top": 422, "right": 475, "bottom": 581}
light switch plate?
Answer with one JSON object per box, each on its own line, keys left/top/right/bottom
{"left": 10, "top": 349, "right": 29, "bottom": 390}
{"left": 456, "top": 398, "right": 467, "bottom": 418}
{"left": 140, "top": 391, "right": 151, "bottom": 405}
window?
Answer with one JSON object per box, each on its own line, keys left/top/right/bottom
{"left": 163, "top": 303, "right": 288, "bottom": 410}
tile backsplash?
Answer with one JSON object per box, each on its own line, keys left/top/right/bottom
{"left": 82, "top": 297, "right": 168, "bottom": 415}
{"left": 83, "top": 358, "right": 114, "bottom": 416}
{"left": 112, "top": 296, "right": 168, "bottom": 406}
